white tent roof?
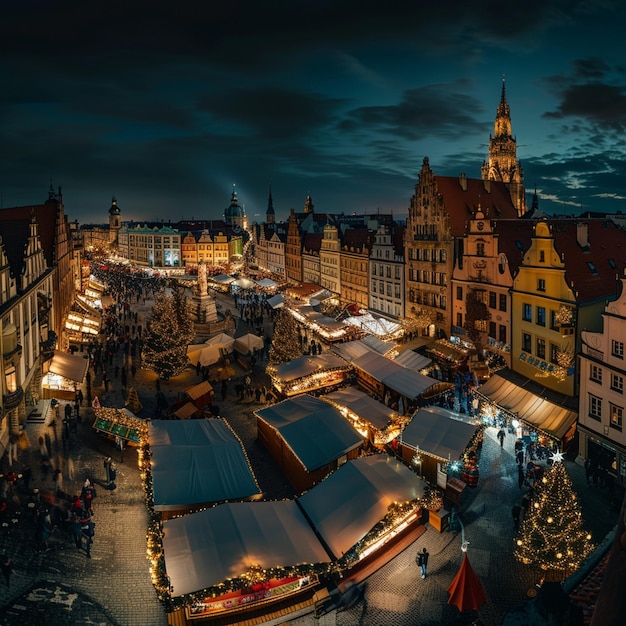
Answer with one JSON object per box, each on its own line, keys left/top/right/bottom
{"left": 234, "top": 333, "right": 264, "bottom": 354}
{"left": 352, "top": 351, "right": 442, "bottom": 400}
{"left": 149, "top": 420, "right": 261, "bottom": 511}
{"left": 163, "top": 500, "right": 331, "bottom": 597}
{"left": 298, "top": 455, "right": 427, "bottom": 560}
{"left": 255, "top": 394, "right": 363, "bottom": 471}
{"left": 233, "top": 277, "right": 255, "bottom": 289}
{"left": 401, "top": 406, "right": 479, "bottom": 461}
{"left": 344, "top": 313, "right": 402, "bottom": 337}
{"left": 256, "top": 277, "right": 277, "bottom": 288}
{"left": 324, "top": 387, "right": 396, "bottom": 431}
{"left": 187, "top": 334, "right": 235, "bottom": 366}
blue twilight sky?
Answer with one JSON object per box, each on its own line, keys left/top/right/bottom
{"left": 2, "top": 1, "right": 626, "bottom": 225}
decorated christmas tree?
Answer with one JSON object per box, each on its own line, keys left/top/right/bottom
{"left": 142, "top": 289, "right": 194, "bottom": 380}
{"left": 269, "top": 309, "right": 301, "bottom": 365}
{"left": 514, "top": 453, "right": 593, "bottom": 575}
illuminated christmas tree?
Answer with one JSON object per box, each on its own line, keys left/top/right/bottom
{"left": 514, "top": 453, "right": 593, "bottom": 575}
{"left": 143, "top": 289, "right": 195, "bottom": 380}
{"left": 269, "top": 309, "right": 301, "bottom": 364}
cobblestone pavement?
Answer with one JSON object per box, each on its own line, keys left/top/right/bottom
{"left": 0, "top": 289, "right": 622, "bottom": 625}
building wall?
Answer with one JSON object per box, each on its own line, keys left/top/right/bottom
{"left": 578, "top": 278, "right": 626, "bottom": 484}
{"left": 511, "top": 221, "right": 576, "bottom": 396}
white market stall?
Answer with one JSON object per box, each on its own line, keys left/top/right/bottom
{"left": 187, "top": 333, "right": 235, "bottom": 366}
{"left": 234, "top": 332, "right": 264, "bottom": 355}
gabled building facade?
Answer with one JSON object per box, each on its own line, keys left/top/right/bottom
{"left": 369, "top": 224, "right": 405, "bottom": 319}
{"left": 579, "top": 275, "right": 626, "bottom": 485}
{"left": 340, "top": 227, "right": 371, "bottom": 310}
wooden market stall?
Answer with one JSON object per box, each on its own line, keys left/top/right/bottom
{"left": 255, "top": 394, "right": 364, "bottom": 492}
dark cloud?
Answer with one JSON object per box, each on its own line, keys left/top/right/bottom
{"left": 339, "top": 83, "right": 487, "bottom": 141}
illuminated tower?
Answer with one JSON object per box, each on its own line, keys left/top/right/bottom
{"left": 108, "top": 196, "right": 121, "bottom": 246}
{"left": 482, "top": 78, "right": 527, "bottom": 216}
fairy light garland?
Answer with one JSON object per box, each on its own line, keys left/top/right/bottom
{"left": 514, "top": 459, "right": 593, "bottom": 574}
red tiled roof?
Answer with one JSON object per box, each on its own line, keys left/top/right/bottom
{"left": 494, "top": 218, "right": 626, "bottom": 303}
{"left": 342, "top": 227, "right": 370, "bottom": 249}
{"left": 435, "top": 176, "right": 520, "bottom": 236}
{"left": 551, "top": 219, "right": 626, "bottom": 302}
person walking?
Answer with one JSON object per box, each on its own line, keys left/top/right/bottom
{"left": 497, "top": 427, "right": 506, "bottom": 448}
{"left": 418, "top": 547, "right": 429, "bottom": 579}
{"left": 103, "top": 457, "right": 112, "bottom": 484}
{"left": 0, "top": 554, "right": 15, "bottom": 588}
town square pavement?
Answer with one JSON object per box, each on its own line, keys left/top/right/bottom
{"left": 0, "top": 290, "right": 622, "bottom": 625}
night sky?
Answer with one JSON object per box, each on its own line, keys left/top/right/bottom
{"left": 2, "top": 1, "right": 626, "bottom": 225}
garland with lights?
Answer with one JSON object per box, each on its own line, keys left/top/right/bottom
{"left": 514, "top": 454, "right": 593, "bottom": 575}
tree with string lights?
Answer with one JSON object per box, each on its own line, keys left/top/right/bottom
{"left": 269, "top": 308, "right": 301, "bottom": 365}
{"left": 514, "top": 452, "right": 593, "bottom": 576}
{"left": 143, "top": 287, "right": 195, "bottom": 380}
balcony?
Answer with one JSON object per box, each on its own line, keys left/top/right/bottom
{"left": 3, "top": 386, "right": 24, "bottom": 410}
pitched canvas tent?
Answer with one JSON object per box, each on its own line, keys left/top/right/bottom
{"left": 187, "top": 333, "right": 235, "bottom": 366}
{"left": 162, "top": 500, "right": 331, "bottom": 597}
{"left": 234, "top": 332, "right": 264, "bottom": 355}
{"left": 149, "top": 420, "right": 261, "bottom": 517}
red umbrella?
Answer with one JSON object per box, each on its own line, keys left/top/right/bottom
{"left": 447, "top": 552, "right": 487, "bottom": 612}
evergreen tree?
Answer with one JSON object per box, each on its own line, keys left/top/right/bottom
{"left": 143, "top": 289, "right": 193, "bottom": 380}
{"left": 269, "top": 309, "right": 301, "bottom": 364}
{"left": 514, "top": 455, "right": 593, "bottom": 575}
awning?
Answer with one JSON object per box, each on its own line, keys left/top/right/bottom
{"left": 45, "top": 350, "right": 89, "bottom": 382}
{"left": 476, "top": 370, "right": 578, "bottom": 441}
{"left": 401, "top": 406, "right": 479, "bottom": 462}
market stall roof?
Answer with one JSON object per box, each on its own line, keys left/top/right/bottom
{"left": 323, "top": 387, "right": 396, "bottom": 432}
{"left": 162, "top": 500, "right": 331, "bottom": 597}
{"left": 233, "top": 277, "right": 255, "bottom": 289}
{"left": 425, "top": 339, "right": 471, "bottom": 363}
{"left": 394, "top": 350, "right": 432, "bottom": 372}
{"left": 332, "top": 337, "right": 396, "bottom": 362}
{"left": 285, "top": 282, "right": 327, "bottom": 300}
{"left": 344, "top": 313, "right": 402, "bottom": 338}
{"left": 401, "top": 406, "right": 479, "bottom": 462}
{"left": 185, "top": 380, "right": 213, "bottom": 402}
{"left": 255, "top": 394, "right": 363, "bottom": 471}
{"left": 210, "top": 274, "right": 235, "bottom": 284}
{"left": 45, "top": 350, "right": 89, "bottom": 382}
{"left": 255, "top": 277, "right": 277, "bottom": 288}
{"left": 173, "top": 402, "right": 199, "bottom": 420}
{"left": 360, "top": 334, "right": 397, "bottom": 356}
{"left": 187, "top": 334, "right": 234, "bottom": 366}
{"left": 234, "top": 332, "right": 264, "bottom": 355}
{"left": 298, "top": 455, "right": 427, "bottom": 560}
{"left": 267, "top": 293, "right": 284, "bottom": 309}
{"left": 271, "top": 353, "right": 350, "bottom": 383}
{"left": 352, "top": 351, "right": 448, "bottom": 400}
{"left": 476, "top": 370, "right": 578, "bottom": 441}
{"left": 149, "top": 420, "right": 261, "bottom": 512}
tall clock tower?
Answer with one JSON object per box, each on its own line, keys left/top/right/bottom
{"left": 481, "top": 78, "right": 527, "bottom": 216}
{"left": 108, "top": 196, "right": 121, "bottom": 247}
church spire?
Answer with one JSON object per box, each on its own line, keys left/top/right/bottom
{"left": 266, "top": 184, "right": 275, "bottom": 225}
{"left": 482, "top": 77, "right": 527, "bottom": 216}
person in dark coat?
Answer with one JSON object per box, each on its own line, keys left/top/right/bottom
{"left": 418, "top": 547, "right": 429, "bottom": 578}
{"left": 0, "top": 554, "right": 15, "bottom": 588}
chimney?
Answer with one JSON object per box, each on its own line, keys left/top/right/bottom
{"left": 459, "top": 173, "right": 467, "bottom": 191}
{"left": 577, "top": 222, "right": 589, "bottom": 249}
